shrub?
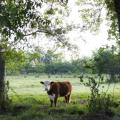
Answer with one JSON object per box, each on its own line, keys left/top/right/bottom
{"left": 80, "top": 75, "right": 114, "bottom": 113}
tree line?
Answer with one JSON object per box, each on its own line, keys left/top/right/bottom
{"left": 6, "top": 46, "right": 120, "bottom": 82}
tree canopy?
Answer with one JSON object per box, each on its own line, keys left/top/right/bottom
{"left": 0, "top": 0, "right": 70, "bottom": 51}
{"left": 76, "top": 0, "right": 120, "bottom": 41}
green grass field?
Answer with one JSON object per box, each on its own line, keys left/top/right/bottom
{"left": 7, "top": 75, "right": 120, "bottom": 96}
{"left": 7, "top": 75, "right": 90, "bottom": 95}
{"left": 0, "top": 75, "right": 120, "bottom": 120}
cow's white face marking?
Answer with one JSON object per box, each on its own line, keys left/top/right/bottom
{"left": 41, "top": 81, "right": 51, "bottom": 91}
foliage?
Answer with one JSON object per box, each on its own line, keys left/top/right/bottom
{"left": 45, "top": 62, "right": 73, "bottom": 75}
{"left": 105, "top": 0, "right": 120, "bottom": 40}
{"left": 77, "top": 0, "right": 104, "bottom": 33}
{"left": 80, "top": 75, "right": 114, "bottom": 113}
{"left": 0, "top": 0, "right": 68, "bottom": 37}
{"left": 5, "top": 50, "right": 90, "bottom": 75}
{"left": 93, "top": 46, "right": 120, "bottom": 82}
{"left": 5, "top": 50, "right": 27, "bottom": 75}
{"left": 76, "top": 0, "right": 120, "bottom": 41}
{"left": 5, "top": 45, "right": 120, "bottom": 82}
{"left": 71, "top": 58, "right": 88, "bottom": 74}
{"left": 0, "top": 0, "right": 72, "bottom": 59}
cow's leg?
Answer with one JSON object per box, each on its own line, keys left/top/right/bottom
{"left": 65, "top": 96, "right": 68, "bottom": 103}
{"left": 54, "top": 97, "right": 58, "bottom": 107}
{"left": 67, "top": 94, "right": 71, "bottom": 103}
{"left": 50, "top": 99, "right": 53, "bottom": 107}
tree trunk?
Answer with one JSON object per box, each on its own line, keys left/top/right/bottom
{"left": 114, "top": 0, "right": 120, "bottom": 34}
{"left": 0, "top": 51, "right": 6, "bottom": 111}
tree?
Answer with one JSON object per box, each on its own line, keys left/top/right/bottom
{"left": 114, "top": 0, "right": 120, "bottom": 34}
{"left": 71, "top": 58, "right": 89, "bottom": 74}
{"left": 0, "top": 49, "right": 6, "bottom": 110}
{"left": 93, "top": 46, "right": 120, "bottom": 82}
{"left": 0, "top": 0, "right": 69, "bottom": 110}
{"left": 76, "top": 0, "right": 120, "bottom": 40}
{"left": 5, "top": 49, "right": 26, "bottom": 75}
{"left": 76, "top": 0, "right": 120, "bottom": 80}
{"left": 106, "top": 0, "right": 120, "bottom": 35}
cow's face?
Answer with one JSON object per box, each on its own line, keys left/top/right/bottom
{"left": 40, "top": 81, "right": 53, "bottom": 91}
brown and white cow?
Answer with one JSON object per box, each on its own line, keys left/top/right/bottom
{"left": 40, "top": 81, "right": 72, "bottom": 107}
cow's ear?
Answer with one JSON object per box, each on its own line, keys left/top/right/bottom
{"left": 40, "top": 81, "right": 44, "bottom": 84}
{"left": 50, "top": 81, "right": 54, "bottom": 85}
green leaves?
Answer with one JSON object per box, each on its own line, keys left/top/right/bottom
{"left": 46, "top": 8, "right": 55, "bottom": 15}
{"left": 78, "top": 0, "right": 104, "bottom": 33}
{"left": 76, "top": 0, "right": 120, "bottom": 41}
{"left": 0, "top": 0, "right": 69, "bottom": 52}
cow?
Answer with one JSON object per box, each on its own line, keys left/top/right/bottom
{"left": 40, "top": 80, "right": 72, "bottom": 107}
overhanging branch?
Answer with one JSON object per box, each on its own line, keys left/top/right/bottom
{"left": 23, "top": 29, "right": 55, "bottom": 37}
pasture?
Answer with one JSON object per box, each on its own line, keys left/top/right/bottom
{"left": 0, "top": 75, "right": 120, "bottom": 120}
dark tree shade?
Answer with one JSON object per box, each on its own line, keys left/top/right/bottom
{"left": 0, "top": 50, "right": 5, "bottom": 110}
{"left": 114, "top": 0, "right": 120, "bottom": 34}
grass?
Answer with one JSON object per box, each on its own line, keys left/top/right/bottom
{"left": 0, "top": 75, "right": 120, "bottom": 120}
{"left": 0, "top": 94, "right": 87, "bottom": 120}
{"left": 6, "top": 75, "right": 90, "bottom": 96}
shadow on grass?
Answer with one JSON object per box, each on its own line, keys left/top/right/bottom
{"left": 0, "top": 95, "right": 120, "bottom": 120}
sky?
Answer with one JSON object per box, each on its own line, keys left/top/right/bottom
{"left": 63, "top": 0, "right": 116, "bottom": 59}
{"left": 30, "top": 0, "right": 116, "bottom": 60}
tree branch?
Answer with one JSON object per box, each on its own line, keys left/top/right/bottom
{"left": 23, "top": 29, "right": 55, "bottom": 37}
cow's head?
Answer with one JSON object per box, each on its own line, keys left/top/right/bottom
{"left": 40, "top": 80, "right": 54, "bottom": 91}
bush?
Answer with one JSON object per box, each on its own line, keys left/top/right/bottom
{"left": 80, "top": 75, "right": 114, "bottom": 113}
